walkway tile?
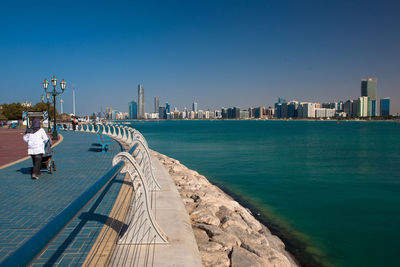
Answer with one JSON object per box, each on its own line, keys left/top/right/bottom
{"left": 0, "top": 131, "right": 125, "bottom": 266}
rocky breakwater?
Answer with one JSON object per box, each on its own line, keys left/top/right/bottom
{"left": 151, "top": 150, "right": 298, "bottom": 267}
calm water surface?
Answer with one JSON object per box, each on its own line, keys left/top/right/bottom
{"left": 129, "top": 120, "right": 400, "bottom": 267}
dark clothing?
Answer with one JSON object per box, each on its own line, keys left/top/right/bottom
{"left": 26, "top": 118, "right": 41, "bottom": 134}
{"left": 31, "top": 154, "right": 43, "bottom": 176}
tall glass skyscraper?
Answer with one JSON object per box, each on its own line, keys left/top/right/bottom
{"left": 274, "top": 97, "right": 287, "bottom": 118}
{"left": 129, "top": 101, "right": 137, "bottom": 119}
{"left": 361, "top": 78, "right": 377, "bottom": 116}
{"left": 380, "top": 98, "right": 390, "bottom": 116}
{"left": 154, "top": 96, "right": 159, "bottom": 113}
{"left": 138, "top": 84, "right": 145, "bottom": 119}
{"left": 192, "top": 102, "right": 198, "bottom": 113}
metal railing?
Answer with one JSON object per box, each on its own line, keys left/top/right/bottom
{"left": 0, "top": 162, "right": 124, "bottom": 267}
{"left": 0, "top": 123, "right": 167, "bottom": 266}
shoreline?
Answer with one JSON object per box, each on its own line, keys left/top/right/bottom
{"left": 113, "top": 117, "right": 400, "bottom": 123}
{"left": 210, "top": 181, "right": 331, "bottom": 267}
{"left": 151, "top": 150, "right": 300, "bottom": 267}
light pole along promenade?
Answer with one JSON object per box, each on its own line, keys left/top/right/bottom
{"left": 43, "top": 76, "right": 66, "bottom": 140}
{"left": 41, "top": 92, "right": 51, "bottom": 132}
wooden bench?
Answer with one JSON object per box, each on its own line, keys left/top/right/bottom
{"left": 96, "top": 132, "right": 112, "bottom": 152}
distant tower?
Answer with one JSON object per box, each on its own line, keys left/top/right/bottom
{"left": 361, "top": 78, "right": 377, "bottom": 116}
{"left": 154, "top": 96, "right": 160, "bottom": 113}
{"left": 60, "top": 99, "right": 64, "bottom": 114}
{"left": 129, "top": 101, "right": 138, "bottom": 119}
{"left": 192, "top": 101, "right": 198, "bottom": 113}
{"left": 380, "top": 98, "right": 390, "bottom": 116}
{"left": 73, "top": 88, "right": 76, "bottom": 116}
{"left": 138, "top": 84, "right": 145, "bottom": 119}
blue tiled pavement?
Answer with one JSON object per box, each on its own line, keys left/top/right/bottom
{"left": 0, "top": 131, "right": 125, "bottom": 266}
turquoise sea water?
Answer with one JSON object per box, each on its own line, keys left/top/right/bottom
{"left": 129, "top": 120, "right": 400, "bottom": 267}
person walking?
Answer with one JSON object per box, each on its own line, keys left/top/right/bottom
{"left": 72, "top": 118, "right": 77, "bottom": 131}
{"left": 23, "top": 118, "right": 49, "bottom": 179}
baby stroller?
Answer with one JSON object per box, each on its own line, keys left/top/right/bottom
{"left": 40, "top": 139, "right": 56, "bottom": 174}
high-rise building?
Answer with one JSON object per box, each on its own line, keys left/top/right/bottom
{"left": 221, "top": 107, "right": 228, "bottom": 119}
{"left": 274, "top": 98, "right": 286, "bottom": 118}
{"left": 380, "top": 98, "right": 391, "bottom": 116}
{"left": 301, "top": 103, "right": 316, "bottom": 118}
{"left": 138, "top": 84, "right": 145, "bottom": 119}
{"left": 254, "top": 107, "right": 264, "bottom": 118}
{"left": 227, "top": 108, "right": 233, "bottom": 119}
{"left": 358, "top": 96, "right": 369, "bottom": 117}
{"left": 106, "top": 107, "right": 112, "bottom": 120}
{"left": 158, "top": 106, "right": 167, "bottom": 119}
{"left": 232, "top": 107, "right": 240, "bottom": 119}
{"left": 361, "top": 78, "right": 377, "bottom": 116}
{"left": 129, "top": 101, "right": 137, "bottom": 119}
{"left": 192, "top": 102, "right": 198, "bottom": 113}
{"left": 165, "top": 103, "right": 170, "bottom": 113}
{"left": 287, "top": 101, "right": 299, "bottom": 118}
{"left": 280, "top": 103, "right": 288, "bottom": 118}
{"left": 154, "top": 96, "right": 159, "bottom": 113}
{"left": 343, "top": 100, "right": 354, "bottom": 117}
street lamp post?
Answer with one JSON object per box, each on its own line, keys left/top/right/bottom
{"left": 41, "top": 92, "right": 51, "bottom": 132}
{"left": 43, "top": 76, "right": 66, "bottom": 140}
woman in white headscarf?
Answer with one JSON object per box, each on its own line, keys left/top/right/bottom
{"left": 23, "top": 118, "right": 49, "bottom": 179}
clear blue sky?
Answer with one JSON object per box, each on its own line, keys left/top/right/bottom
{"left": 1, "top": 0, "right": 399, "bottom": 115}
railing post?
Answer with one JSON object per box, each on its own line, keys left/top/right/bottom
{"left": 117, "top": 126, "right": 123, "bottom": 139}
{"left": 112, "top": 126, "right": 118, "bottom": 138}
{"left": 133, "top": 140, "right": 161, "bottom": 191}
{"left": 112, "top": 152, "right": 168, "bottom": 244}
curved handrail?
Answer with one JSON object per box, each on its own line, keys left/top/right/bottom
{"left": 0, "top": 161, "right": 125, "bottom": 267}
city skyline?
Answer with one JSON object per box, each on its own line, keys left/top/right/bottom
{"left": 110, "top": 77, "right": 392, "bottom": 119}
{"left": 100, "top": 77, "right": 391, "bottom": 120}
{"left": 1, "top": 0, "right": 399, "bottom": 115}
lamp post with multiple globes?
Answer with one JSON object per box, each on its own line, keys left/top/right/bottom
{"left": 42, "top": 76, "right": 66, "bottom": 140}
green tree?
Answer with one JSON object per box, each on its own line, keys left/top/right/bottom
{"left": 1, "top": 103, "right": 24, "bottom": 120}
{"left": 32, "top": 102, "right": 57, "bottom": 118}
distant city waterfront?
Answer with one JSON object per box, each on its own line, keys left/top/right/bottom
{"left": 129, "top": 120, "right": 400, "bottom": 267}
{"left": 99, "top": 78, "right": 395, "bottom": 121}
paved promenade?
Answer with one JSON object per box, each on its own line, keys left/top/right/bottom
{"left": 0, "top": 128, "right": 61, "bottom": 169}
{"left": 0, "top": 131, "right": 125, "bottom": 265}
{"left": 0, "top": 128, "right": 31, "bottom": 167}
{"left": 0, "top": 128, "right": 202, "bottom": 266}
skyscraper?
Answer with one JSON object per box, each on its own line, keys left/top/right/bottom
{"left": 138, "top": 84, "right": 145, "bottom": 119}
{"left": 192, "top": 102, "right": 198, "bottom": 113}
{"left": 159, "top": 106, "right": 167, "bottom": 119}
{"left": 358, "top": 96, "right": 369, "bottom": 117}
{"left": 361, "top": 78, "right": 377, "bottom": 116}
{"left": 154, "top": 96, "right": 159, "bottom": 113}
{"left": 129, "top": 101, "right": 137, "bottom": 119}
{"left": 380, "top": 98, "right": 390, "bottom": 116}
{"left": 165, "top": 102, "right": 170, "bottom": 113}
{"left": 274, "top": 98, "right": 286, "bottom": 118}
